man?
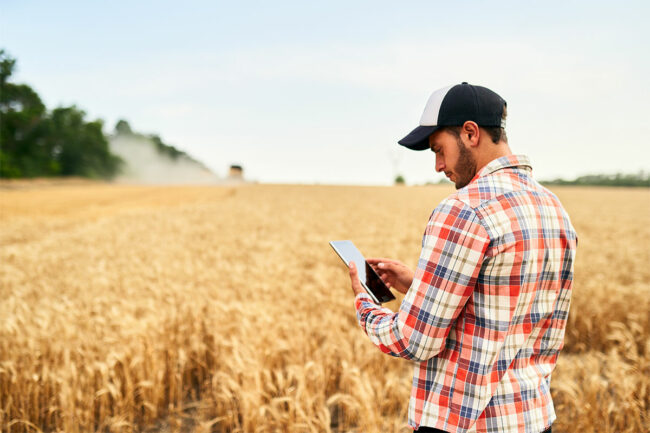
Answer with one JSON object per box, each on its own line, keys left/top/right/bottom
{"left": 348, "top": 82, "right": 577, "bottom": 433}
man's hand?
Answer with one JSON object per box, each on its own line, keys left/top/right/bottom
{"left": 366, "top": 258, "right": 414, "bottom": 294}
{"left": 348, "top": 261, "right": 366, "bottom": 297}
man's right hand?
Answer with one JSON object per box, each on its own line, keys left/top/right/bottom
{"left": 366, "top": 258, "right": 414, "bottom": 295}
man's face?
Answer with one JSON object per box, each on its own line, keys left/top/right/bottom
{"left": 429, "top": 129, "right": 477, "bottom": 189}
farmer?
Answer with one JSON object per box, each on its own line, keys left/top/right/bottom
{"left": 348, "top": 82, "right": 577, "bottom": 433}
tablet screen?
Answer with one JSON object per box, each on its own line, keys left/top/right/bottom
{"left": 330, "top": 240, "right": 396, "bottom": 303}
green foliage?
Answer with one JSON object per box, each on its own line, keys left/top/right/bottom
{"left": 543, "top": 172, "right": 650, "bottom": 187}
{"left": 0, "top": 49, "right": 123, "bottom": 179}
{"left": 150, "top": 134, "right": 184, "bottom": 160}
{"left": 45, "top": 107, "right": 122, "bottom": 178}
{"left": 114, "top": 119, "right": 132, "bottom": 135}
{"left": 394, "top": 174, "right": 405, "bottom": 185}
{"left": 0, "top": 50, "right": 16, "bottom": 87}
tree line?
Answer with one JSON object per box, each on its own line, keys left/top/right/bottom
{"left": 542, "top": 172, "right": 650, "bottom": 188}
{"left": 0, "top": 50, "right": 122, "bottom": 178}
{"left": 0, "top": 50, "right": 199, "bottom": 180}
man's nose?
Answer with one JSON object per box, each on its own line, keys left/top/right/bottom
{"left": 436, "top": 156, "right": 445, "bottom": 172}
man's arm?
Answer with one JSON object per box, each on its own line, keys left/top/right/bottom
{"left": 354, "top": 198, "right": 490, "bottom": 362}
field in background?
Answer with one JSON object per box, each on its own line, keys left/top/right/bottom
{"left": 1, "top": 183, "right": 648, "bottom": 433}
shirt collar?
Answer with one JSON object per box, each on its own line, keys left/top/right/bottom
{"left": 476, "top": 154, "right": 532, "bottom": 179}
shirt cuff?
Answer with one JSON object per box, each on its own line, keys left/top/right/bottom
{"left": 354, "top": 292, "right": 375, "bottom": 309}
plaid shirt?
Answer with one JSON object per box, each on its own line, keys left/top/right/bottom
{"left": 355, "top": 155, "right": 577, "bottom": 433}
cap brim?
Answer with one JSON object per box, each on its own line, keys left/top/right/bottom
{"left": 398, "top": 125, "right": 439, "bottom": 150}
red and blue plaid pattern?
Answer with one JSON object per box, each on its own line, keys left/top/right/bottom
{"left": 355, "top": 155, "right": 577, "bottom": 433}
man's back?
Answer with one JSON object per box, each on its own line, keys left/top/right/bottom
{"left": 355, "top": 155, "right": 577, "bottom": 433}
{"left": 439, "top": 154, "right": 577, "bottom": 432}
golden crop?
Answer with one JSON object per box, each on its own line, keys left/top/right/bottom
{"left": 1, "top": 183, "right": 648, "bottom": 432}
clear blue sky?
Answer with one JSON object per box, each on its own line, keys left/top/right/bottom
{"left": 2, "top": 1, "right": 649, "bottom": 184}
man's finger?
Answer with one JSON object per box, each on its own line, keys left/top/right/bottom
{"left": 377, "top": 261, "right": 397, "bottom": 272}
{"left": 348, "top": 261, "right": 364, "bottom": 294}
{"left": 349, "top": 261, "right": 358, "bottom": 277}
{"left": 367, "top": 257, "right": 400, "bottom": 265}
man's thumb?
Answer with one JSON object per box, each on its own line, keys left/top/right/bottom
{"left": 378, "top": 262, "right": 392, "bottom": 271}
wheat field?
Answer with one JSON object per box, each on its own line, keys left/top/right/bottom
{"left": 0, "top": 182, "right": 648, "bottom": 433}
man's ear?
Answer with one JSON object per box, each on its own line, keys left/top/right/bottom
{"left": 461, "top": 121, "right": 480, "bottom": 147}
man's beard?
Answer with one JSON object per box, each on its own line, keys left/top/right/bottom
{"left": 453, "top": 139, "right": 477, "bottom": 189}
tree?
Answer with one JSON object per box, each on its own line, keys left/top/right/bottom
{"left": 394, "top": 174, "right": 405, "bottom": 185}
{"left": 114, "top": 119, "right": 132, "bottom": 135}
{"left": 44, "top": 106, "right": 122, "bottom": 178}
{"left": 0, "top": 49, "right": 122, "bottom": 179}
{"left": 0, "top": 49, "right": 50, "bottom": 177}
{"left": 0, "top": 49, "right": 16, "bottom": 87}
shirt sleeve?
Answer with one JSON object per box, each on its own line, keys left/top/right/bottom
{"left": 355, "top": 198, "right": 490, "bottom": 362}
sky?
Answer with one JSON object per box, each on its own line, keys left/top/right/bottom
{"left": 2, "top": 1, "right": 649, "bottom": 185}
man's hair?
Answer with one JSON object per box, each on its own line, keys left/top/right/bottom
{"left": 444, "top": 104, "right": 508, "bottom": 144}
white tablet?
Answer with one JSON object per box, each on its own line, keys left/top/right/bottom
{"left": 330, "top": 240, "right": 396, "bottom": 304}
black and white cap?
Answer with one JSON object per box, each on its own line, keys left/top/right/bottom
{"left": 398, "top": 82, "right": 507, "bottom": 150}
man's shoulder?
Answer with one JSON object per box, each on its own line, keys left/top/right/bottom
{"left": 446, "top": 175, "right": 503, "bottom": 210}
{"left": 434, "top": 195, "right": 476, "bottom": 214}
{"left": 450, "top": 165, "right": 546, "bottom": 210}
{"left": 427, "top": 196, "right": 490, "bottom": 240}
{"left": 446, "top": 167, "right": 576, "bottom": 237}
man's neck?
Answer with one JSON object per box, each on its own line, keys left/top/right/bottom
{"left": 474, "top": 142, "right": 513, "bottom": 174}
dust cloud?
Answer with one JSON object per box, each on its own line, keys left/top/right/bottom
{"left": 109, "top": 134, "right": 222, "bottom": 185}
